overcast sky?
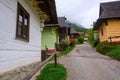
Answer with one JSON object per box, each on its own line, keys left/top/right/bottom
{"left": 55, "top": 0, "right": 118, "bottom": 28}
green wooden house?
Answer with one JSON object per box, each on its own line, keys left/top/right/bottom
{"left": 41, "top": 24, "right": 59, "bottom": 55}
{"left": 41, "top": 1, "right": 58, "bottom": 59}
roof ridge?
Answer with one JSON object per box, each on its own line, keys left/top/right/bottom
{"left": 100, "top": 1, "right": 120, "bottom": 5}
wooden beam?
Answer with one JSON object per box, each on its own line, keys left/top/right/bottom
{"left": 47, "top": 0, "right": 57, "bottom": 23}
{"left": 28, "top": 0, "right": 50, "bottom": 21}
{"left": 22, "top": 54, "right": 56, "bottom": 80}
{"left": 36, "top": 1, "right": 44, "bottom": 4}
{"left": 30, "top": 0, "right": 45, "bottom": 4}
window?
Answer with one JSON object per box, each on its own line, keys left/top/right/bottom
{"left": 16, "top": 3, "right": 30, "bottom": 42}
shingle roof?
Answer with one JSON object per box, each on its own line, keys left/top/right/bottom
{"left": 58, "top": 17, "right": 69, "bottom": 27}
{"left": 70, "top": 28, "right": 78, "bottom": 34}
{"left": 100, "top": 1, "right": 120, "bottom": 19}
{"left": 93, "top": 19, "right": 107, "bottom": 30}
{"left": 94, "top": 1, "right": 120, "bottom": 30}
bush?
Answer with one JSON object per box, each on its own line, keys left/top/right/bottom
{"left": 62, "top": 39, "right": 71, "bottom": 45}
{"left": 70, "top": 39, "right": 77, "bottom": 46}
{"left": 58, "top": 39, "right": 70, "bottom": 51}
{"left": 107, "top": 45, "right": 120, "bottom": 61}
{"left": 88, "top": 39, "right": 94, "bottom": 47}
{"left": 36, "top": 63, "right": 67, "bottom": 80}
{"left": 93, "top": 39, "right": 99, "bottom": 47}
{"left": 58, "top": 43, "right": 68, "bottom": 51}
{"left": 78, "top": 36, "right": 84, "bottom": 44}
{"left": 96, "top": 41, "right": 114, "bottom": 55}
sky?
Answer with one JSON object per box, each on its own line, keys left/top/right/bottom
{"left": 55, "top": 0, "right": 118, "bottom": 28}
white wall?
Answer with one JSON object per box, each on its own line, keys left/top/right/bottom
{"left": 0, "top": 0, "right": 42, "bottom": 73}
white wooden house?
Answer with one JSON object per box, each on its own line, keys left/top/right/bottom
{"left": 0, "top": 0, "right": 58, "bottom": 73}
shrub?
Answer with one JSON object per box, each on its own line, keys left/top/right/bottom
{"left": 88, "top": 39, "right": 94, "bottom": 47}
{"left": 57, "top": 45, "right": 75, "bottom": 57}
{"left": 107, "top": 45, "right": 120, "bottom": 61}
{"left": 58, "top": 43, "right": 68, "bottom": 51}
{"left": 96, "top": 41, "right": 114, "bottom": 55}
{"left": 70, "top": 39, "right": 77, "bottom": 46}
{"left": 78, "top": 36, "right": 84, "bottom": 44}
{"left": 62, "top": 39, "right": 71, "bottom": 46}
{"left": 93, "top": 39, "right": 99, "bottom": 47}
{"left": 36, "top": 63, "right": 67, "bottom": 80}
{"left": 58, "top": 39, "right": 70, "bottom": 51}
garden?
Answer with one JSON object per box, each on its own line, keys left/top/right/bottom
{"left": 36, "top": 39, "right": 77, "bottom": 80}
{"left": 36, "top": 63, "right": 67, "bottom": 80}
{"left": 96, "top": 41, "right": 120, "bottom": 61}
{"left": 86, "top": 28, "right": 120, "bottom": 61}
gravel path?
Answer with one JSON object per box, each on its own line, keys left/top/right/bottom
{"left": 58, "top": 42, "right": 120, "bottom": 80}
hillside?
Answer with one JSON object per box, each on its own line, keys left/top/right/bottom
{"left": 67, "top": 21, "right": 87, "bottom": 32}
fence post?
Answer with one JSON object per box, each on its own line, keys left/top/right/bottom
{"left": 110, "top": 37, "right": 112, "bottom": 45}
{"left": 54, "top": 53, "right": 57, "bottom": 67}
{"left": 22, "top": 54, "right": 55, "bottom": 80}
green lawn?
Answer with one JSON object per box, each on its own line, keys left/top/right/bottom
{"left": 36, "top": 63, "right": 67, "bottom": 80}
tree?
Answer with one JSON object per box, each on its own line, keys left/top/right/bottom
{"left": 87, "top": 28, "right": 94, "bottom": 41}
{"left": 87, "top": 28, "right": 99, "bottom": 47}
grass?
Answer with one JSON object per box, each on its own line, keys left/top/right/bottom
{"left": 36, "top": 63, "right": 67, "bottom": 80}
{"left": 96, "top": 42, "right": 120, "bottom": 61}
{"left": 36, "top": 45, "right": 74, "bottom": 80}
{"left": 63, "top": 45, "right": 75, "bottom": 55}
{"left": 107, "top": 45, "right": 120, "bottom": 61}
{"left": 57, "top": 45, "right": 75, "bottom": 57}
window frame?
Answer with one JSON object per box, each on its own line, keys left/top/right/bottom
{"left": 16, "top": 2, "right": 30, "bottom": 42}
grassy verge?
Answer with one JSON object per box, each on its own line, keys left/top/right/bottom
{"left": 96, "top": 41, "right": 114, "bottom": 55}
{"left": 107, "top": 45, "right": 120, "bottom": 61}
{"left": 58, "top": 45, "right": 75, "bottom": 57}
{"left": 63, "top": 45, "right": 75, "bottom": 55}
{"left": 36, "top": 63, "right": 67, "bottom": 80}
{"left": 96, "top": 41, "right": 120, "bottom": 61}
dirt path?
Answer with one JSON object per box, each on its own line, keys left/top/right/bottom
{"left": 58, "top": 42, "right": 120, "bottom": 80}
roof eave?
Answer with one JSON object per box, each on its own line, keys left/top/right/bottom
{"left": 45, "top": 24, "right": 59, "bottom": 27}
{"left": 93, "top": 18, "right": 107, "bottom": 30}
{"left": 27, "top": 0, "right": 58, "bottom": 24}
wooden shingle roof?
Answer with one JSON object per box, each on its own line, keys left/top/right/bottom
{"left": 58, "top": 17, "right": 70, "bottom": 27}
{"left": 94, "top": 1, "right": 120, "bottom": 30}
{"left": 100, "top": 1, "right": 120, "bottom": 19}
{"left": 70, "top": 28, "right": 78, "bottom": 34}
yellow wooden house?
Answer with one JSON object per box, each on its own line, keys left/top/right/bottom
{"left": 94, "top": 1, "right": 120, "bottom": 43}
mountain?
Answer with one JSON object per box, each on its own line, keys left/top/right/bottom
{"left": 67, "top": 21, "right": 87, "bottom": 32}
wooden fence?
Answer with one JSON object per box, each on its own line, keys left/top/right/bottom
{"left": 22, "top": 53, "right": 57, "bottom": 80}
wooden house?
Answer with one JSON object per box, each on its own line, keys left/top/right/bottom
{"left": 40, "top": 1, "right": 58, "bottom": 58}
{"left": 70, "top": 28, "right": 79, "bottom": 39}
{"left": 69, "top": 28, "right": 79, "bottom": 44}
{"left": 58, "top": 17, "right": 71, "bottom": 41}
{"left": 41, "top": 24, "right": 59, "bottom": 56}
{"left": 94, "top": 1, "right": 120, "bottom": 43}
{"left": 0, "top": 0, "right": 57, "bottom": 73}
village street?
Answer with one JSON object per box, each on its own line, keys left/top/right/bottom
{"left": 58, "top": 42, "right": 120, "bottom": 80}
